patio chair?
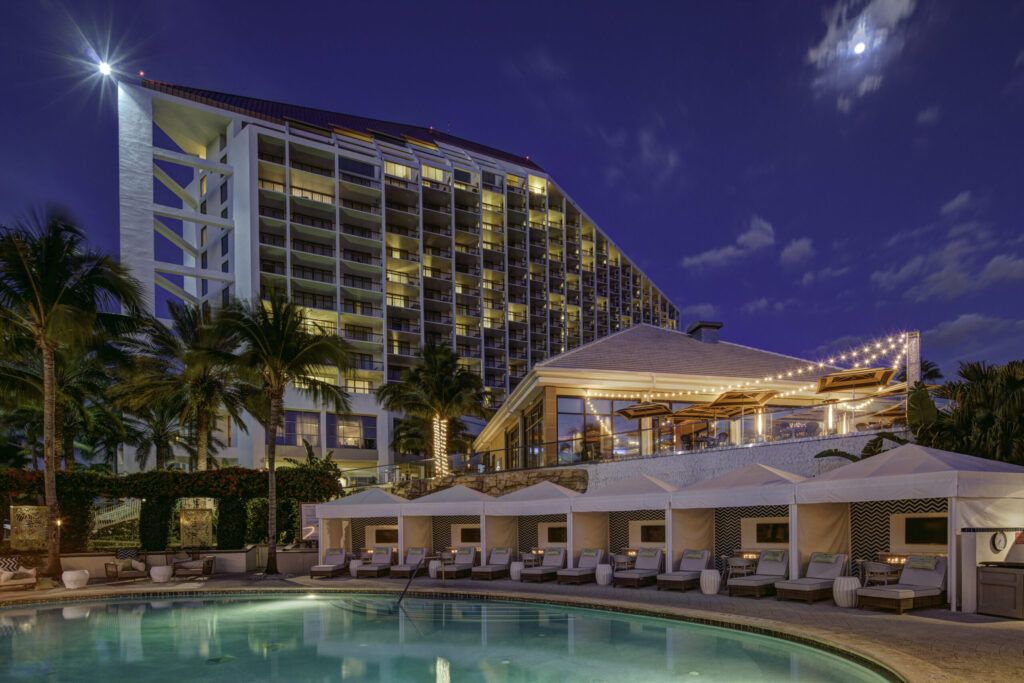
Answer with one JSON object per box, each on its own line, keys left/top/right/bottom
{"left": 863, "top": 561, "right": 901, "bottom": 586}
{"left": 172, "top": 555, "right": 215, "bottom": 578}
{"left": 356, "top": 546, "right": 395, "bottom": 578}
{"left": 0, "top": 556, "right": 38, "bottom": 592}
{"left": 775, "top": 552, "right": 847, "bottom": 603}
{"left": 727, "top": 550, "right": 788, "bottom": 598}
{"left": 390, "top": 547, "right": 429, "bottom": 579}
{"left": 104, "top": 548, "right": 148, "bottom": 582}
{"left": 857, "top": 555, "right": 948, "bottom": 614}
{"left": 472, "top": 547, "right": 513, "bottom": 580}
{"left": 557, "top": 548, "right": 605, "bottom": 584}
{"left": 439, "top": 546, "right": 478, "bottom": 579}
{"left": 520, "top": 547, "right": 567, "bottom": 582}
{"left": 657, "top": 549, "right": 711, "bottom": 591}
{"left": 612, "top": 548, "right": 664, "bottom": 588}
{"left": 310, "top": 548, "right": 350, "bottom": 579}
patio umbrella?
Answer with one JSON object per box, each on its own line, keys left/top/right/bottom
{"left": 815, "top": 367, "right": 896, "bottom": 394}
{"left": 613, "top": 401, "right": 673, "bottom": 419}
{"left": 710, "top": 390, "right": 778, "bottom": 407}
{"left": 670, "top": 404, "right": 744, "bottom": 423}
{"left": 873, "top": 381, "right": 940, "bottom": 397}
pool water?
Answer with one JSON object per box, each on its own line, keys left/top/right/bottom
{"left": 0, "top": 595, "right": 888, "bottom": 681}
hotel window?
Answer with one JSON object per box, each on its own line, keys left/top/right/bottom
{"left": 454, "top": 169, "right": 472, "bottom": 184}
{"left": 504, "top": 425, "right": 521, "bottom": 470}
{"left": 327, "top": 414, "right": 377, "bottom": 449}
{"left": 524, "top": 401, "right": 544, "bottom": 468}
{"left": 422, "top": 165, "right": 445, "bottom": 183}
{"left": 221, "top": 260, "right": 229, "bottom": 273}
{"left": 339, "top": 156, "right": 375, "bottom": 178}
{"left": 343, "top": 378, "right": 373, "bottom": 394}
{"left": 201, "top": 279, "right": 208, "bottom": 296}
{"left": 220, "top": 182, "right": 228, "bottom": 203}
{"left": 555, "top": 396, "right": 640, "bottom": 460}
{"left": 221, "top": 234, "right": 229, "bottom": 256}
{"left": 200, "top": 175, "right": 207, "bottom": 196}
{"left": 200, "top": 200, "right": 207, "bottom": 215}
{"left": 276, "top": 410, "right": 320, "bottom": 447}
{"left": 200, "top": 226, "right": 208, "bottom": 246}
{"left": 200, "top": 251, "right": 208, "bottom": 269}
{"left": 221, "top": 285, "right": 231, "bottom": 307}
{"left": 221, "top": 207, "right": 228, "bottom": 219}
{"left": 556, "top": 397, "right": 585, "bottom": 464}
{"left": 384, "top": 161, "right": 412, "bottom": 179}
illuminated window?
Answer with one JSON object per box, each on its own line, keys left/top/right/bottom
{"left": 200, "top": 175, "right": 207, "bottom": 196}
{"left": 527, "top": 175, "right": 546, "bottom": 195}
{"left": 344, "top": 378, "right": 373, "bottom": 394}
{"left": 200, "top": 226, "right": 208, "bottom": 246}
{"left": 275, "top": 410, "right": 320, "bottom": 446}
{"left": 327, "top": 414, "right": 377, "bottom": 448}
{"left": 384, "top": 161, "right": 412, "bottom": 179}
{"left": 422, "top": 165, "right": 445, "bottom": 183}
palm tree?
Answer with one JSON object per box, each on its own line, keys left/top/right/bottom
{"left": 125, "top": 399, "right": 188, "bottom": 470}
{"left": 0, "top": 212, "right": 142, "bottom": 576}
{"left": 217, "top": 292, "right": 351, "bottom": 573}
{"left": 129, "top": 303, "right": 252, "bottom": 471}
{"left": 896, "top": 359, "right": 944, "bottom": 383}
{"left": 376, "top": 342, "right": 486, "bottom": 478}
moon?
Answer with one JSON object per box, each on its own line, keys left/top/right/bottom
{"left": 853, "top": 42, "right": 866, "bottom": 55}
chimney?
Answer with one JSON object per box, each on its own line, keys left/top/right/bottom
{"left": 686, "top": 320, "right": 723, "bottom": 344}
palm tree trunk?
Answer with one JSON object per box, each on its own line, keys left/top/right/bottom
{"left": 156, "top": 444, "right": 167, "bottom": 470}
{"left": 432, "top": 413, "right": 449, "bottom": 478}
{"left": 63, "top": 427, "right": 75, "bottom": 472}
{"left": 54, "top": 405, "right": 64, "bottom": 471}
{"left": 265, "top": 393, "right": 282, "bottom": 573}
{"left": 41, "top": 343, "right": 62, "bottom": 577}
{"left": 196, "top": 409, "right": 209, "bottom": 472}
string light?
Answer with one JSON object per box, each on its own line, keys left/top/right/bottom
{"left": 432, "top": 414, "right": 449, "bottom": 478}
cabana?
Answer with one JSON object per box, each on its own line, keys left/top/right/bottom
{"left": 795, "top": 444, "right": 1024, "bottom": 612}
{"left": 316, "top": 488, "right": 409, "bottom": 564}
{"left": 484, "top": 481, "right": 581, "bottom": 565}
{"left": 398, "top": 486, "right": 494, "bottom": 564}
{"left": 670, "top": 464, "right": 805, "bottom": 577}
{"left": 569, "top": 475, "right": 677, "bottom": 569}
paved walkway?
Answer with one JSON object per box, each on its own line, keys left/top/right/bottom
{"left": 3, "top": 574, "right": 1022, "bottom": 681}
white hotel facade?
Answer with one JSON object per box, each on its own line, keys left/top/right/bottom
{"left": 117, "top": 79, "right": 679, "bottom": 477}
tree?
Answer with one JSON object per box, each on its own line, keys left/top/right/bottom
{"left": 128, "top": 303, "right": 252, "bottom": 471}
{"left": 814, "top": 432, "right": 909, "bottom": 462}
{"left": 124, "top": 400, "right": 188, "bottom": 470}
{"left": 376, "top": 342, "right": 486, "bottom": 478}
{"left": 217, "top": 292, "right": 351, "bottom": 573}
{"left": 896, "top": 359, "right": 944, "bottom": 383}
{"left": 0, "top": 212, "right": 142, "bottom": 576}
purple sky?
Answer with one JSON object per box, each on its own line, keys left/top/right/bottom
{"left": 2, "top": 1, "right": 1022, "bottom": 378}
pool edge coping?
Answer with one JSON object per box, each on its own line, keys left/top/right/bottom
{"left": 0, "top": 584, "right": 907, "bottom": 681}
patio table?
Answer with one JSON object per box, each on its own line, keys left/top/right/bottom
{"left": 349, "top": 559, "right": 363, "bottom": 577}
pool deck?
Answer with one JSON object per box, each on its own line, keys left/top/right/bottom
{"left": 3, "top": 573, "right": 1022, "bottom": 682}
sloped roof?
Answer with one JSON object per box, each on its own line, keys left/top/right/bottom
{"left": 411, "top": 485, "right": 494, "bottom": 504}
{"left": 571, "top": 475, "right": 677, "bottom": 512}
{"left": 401, "top": 485, "right": 493, "bottom": 516}
{"left": 486, "top": 480, "right": 581, "bottom": 516}
{"left": 316, "top": 487, "right": 408, "bottom": 519}
{"left": 143, "top": 80, "right": 543, "bottom": 171}
{"left": 536, "top": 324, "right": 830, "bottom": 379}
{"left": 321, "top": 488, "right": 408, "bottom": 506}
{"left": 798, "top": 444, "right": 1024, "bottom": 503}
{"left": 672, "top": 464, "right": 804, "bottom": 508}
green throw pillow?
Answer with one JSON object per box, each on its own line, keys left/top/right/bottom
{"left": 906, "top": 555, "right": 939, "bottom": 571}
{"left": 581, "top": 549, "right": 598, "bottom": 557}
{"left": 813, "top": 553, "right": 839, "bottom": 564}
{"left": 119, "top": 558, "right": 136, "bottom": 571}
{"left": 762, "top": 550, "right": 785, "bottom": 563}
{"left": 639, "top": 548, "right": 657, "bottom": 557}
{"left": 684, "top": 550, "right": 705, "bottom": 560}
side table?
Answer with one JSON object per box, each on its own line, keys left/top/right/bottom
{"left": 833, "top": 576, "right": 861, "bottom": 608}
{"left": 349, "top": 559, "right": 363, "bottom": 577}
{"left": 61, "top": 569, "right": 90, "bottom": 590}
{"left": 595, "top": 564, "right": 613, "bottom": 586}
{"left": 428, "top": 560, "right": 442, "bottom": 579}
{"left": 150, "top": 566, "right": 173, "bottom": 583}
{"left": 700, "top": 569, "right": 721, "bottom": 595}
{"left": 509, "top": 561, "right": 524, "bottom": 581}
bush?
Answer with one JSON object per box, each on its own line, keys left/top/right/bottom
{"left": 217, "top": 496, "right": 247, "bottom": 549}
{"left": 246, "top": 498, "right": 268, "bottom": 544}
{"left": 138, "top": 498, "right": 173, "bottom": 551}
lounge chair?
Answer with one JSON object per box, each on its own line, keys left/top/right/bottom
{"left": 612, "top": 548, "right": 663, "bottom": 588}
{"left": 172, "top": 555, "right": 215, "bottom": 578}
{"left": 439, "top": 546, "right": 478, "bottom": 579}
{"left": 727, "top": 550, "right": 788, "bottom": 598}
{"left": 0, "top": 557, "right": 38, "bottom": 592}
{"left": 310, "top": 548, "right": 350, "bottom": 579}
{"left": 557, "top": 548, "right": 605, "bottom": 584}
{"left": 356, "top": 546, "right": 394, "bottom": 578}
{"left": 520, "top": 547, "right": 567, "bottom": 583}
{"left": 657, "top": 549, "right": 711, "bottom": 591}
{"left": 857, "top": 555, "right": 948, "bottom": 614}
{"left": 104, "top": 548, "right": 149, "bottom": 582}
{"left": 472, "top": 547, "right": 513, "bottom": 580}
{"left": 390, "top": 547, "right": 429, "bottom": 579}
{"left": 775, "top": 552, "right": 847, "bottom": 603}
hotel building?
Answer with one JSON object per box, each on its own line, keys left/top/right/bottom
{"left": 117, "top": 80, "right": 679, "bottom": 476}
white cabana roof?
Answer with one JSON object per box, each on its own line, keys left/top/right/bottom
{"left": 570, "top": 474, "right": 678, "bottom": 512}
{"left": 400, "top": 485, "right": 494, "bottom": 516}
{"left": 316, "top": 487, "right": 408, "bottom": 519}
{"left": 797, "top": 444, "right": 1024, "bottom": 503}
{"left": 672, "top": 464, "right": 805, "bottom": 508}
{"left": 486, "top": 480, "right": 581, "bottom": 516}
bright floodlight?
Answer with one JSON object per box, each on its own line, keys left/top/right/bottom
{"left": 853, "top": 42, "right": 866, "bottom": 55}
{"left": 99, "top": 61, "right": 111, "bottom": 75}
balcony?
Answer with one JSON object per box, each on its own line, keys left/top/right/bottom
{"left": 385, "top": 201, "right": 418, "bottom": 215}
{"left": 292, "top": 292, "right": 335, "bottom": 310}
{"left": 260, "top": 260, "right": 287, "bottom": 276}
{"left": 423, "top": 267, "right": 452, "bottom": 281}
{"left": 424, "top": 289, "right": 453, "bottom": 303}
{"left": 341, "top": 199, "right": 381, "bottom": 215}
{"left": 386, "top": 295, "right": 420, "bottom": 311}
{"left": 423, "top": 223, "right": 451, "bottom": 236}
{"left": 342, "top": 250, "right": 382, "bottom": 267}
{"left": 259, "top": 232, "right": 286, "bottom": 248}
{"left": 292, "top": 185, "right": 334, "bottom": 205}
{"left": 258, "top": 178, "right": 285, "bottom": 193}
{"left": 388, "top": 320, "right": 421, "bottom": 334}
{"left": 423, "top": 202, "right": 451, "bottom": 215}
{"left": 340, "top": 171, "right": 380, "bottom": 189}
{"left": 385, "top": 270, "right": 418, "bottom": 286}
{"left": 341, "top": 277, "right": 382, "bottom": 292}
{"left": 386, "top": 248, "right": 420, "bottom": 263}
{"left": 352, "top": 359, "right": 384, "bottom": 372}
{"left": 292, "top": 265, "right": 335, "bottom": 284}
{"left": 291, "top": 212, "right": 334, "bottom": 231}
{"left": 259, "top": 205, "right": 286, "bottom": 220}
{"left": 341, "top": 301, "right": 383, "bottom": 317}
{"left": 341, "top": 328, "right": 383, "bottom": 344}
{"left": 341, "top": 223, "right": 381, "bottom": 241}
{"left": 292, "top": 160, "right": 333, "bottom": 178}
{"left": 388, "top": 344, "right": 418, "bottom": 358}
{"left": 292, "top": 239, "right": 334, "bottom": 258}
{"left": 258, "top": 152, "right": 284, "bottom": 165}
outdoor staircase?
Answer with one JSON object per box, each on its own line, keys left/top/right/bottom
{"left": 92, "top": 499, "right": 142, "bottom": 531}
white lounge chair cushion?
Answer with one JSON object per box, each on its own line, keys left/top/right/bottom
{"left": 775, "top": 578, "right": 834, "bottom": 592}
{"left": 857, "top": 585, "right": 943, "bottom": 600}
{"left": 728, "top": 575, "right": 780, "bottom": 587}
{"left": 541, "top": 549, "right": 566, "bottom": 568}
{"left": 403, "top": 548, "right": 426, "bottom": 564}
{"left": 392, "top": 564, "right": 421, "bottom": 572}
{"left": 576, "top": 549, "right": 604, "bottom": 569}
{"left": 898, "top": 556, "right": 947, "bottom": 590}
{"left": 370, "top": 547, "right": 392, "bottom": 565}
{"left": 805, "top": 553, "right": 846, "bottom": 580}
{"left": 472, "top": 564, "right": 509, "bottom": 572}
{"left": 614, "top": 569, "right": 658, "bottom": 580}
{"left": 755, "top": 551, "right": 788, "bottom": 577}
{"left": 324, "top": 554, "right": 347, "bottom": 565}
{"left": 633, "top": 549, "right": 663, "bottom": 571}
{"left": 521, "top": 566, "right": 559, "bottom": 576}
{"left": 678, "top": 550, "right": 711, "bottom": 572}
{"left": 557, "top": 567, "right": 597, "bottom": 577}
{"left": 311, "top": 564, "right": 342, "bottom": 571}
{"left": 657, "top": 570, "right": 701, "bottom": 582}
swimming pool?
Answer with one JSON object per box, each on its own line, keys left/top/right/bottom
{"left": 0, "top": 594, "right": 890, "bottom": 681}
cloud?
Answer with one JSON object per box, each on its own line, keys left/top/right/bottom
{"left": 741, "top": 298, "right": 769, "bottom": 314}
{"left": 1016, "top": 51, "right": 1024, "bottom": 69}
{"left": 682, "top": 215, "right": 775, "bottom": 269}
{"left": 595, "top": 118, "right": 684, "bottom": 192}
{"left": 870, "top": 255, "right": 925, "bottom": 290}
{"left": 940, "top": 190, "right": 971, "bottom": 215}
{"left": 679, "top": 303, "right": 718, "bottom": 319}
{"left": 925, "top": 314, "right": 1022, "bottom": 351}
{"left": 807, "top": 0, "right": 918, "bottom": 112}
{"left": 916, "top": 105, "right": 940, "bottom": 125}
{"left": 800, "top": 265, "right": 850, "bottom": 286}
{"left": 780, "top": 237, "right": 815, "bottom": 265}
{"left": 979, "top": 254, "right": 1024, "bottom": 286}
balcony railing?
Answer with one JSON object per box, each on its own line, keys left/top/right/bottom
{"left": 340, "top": 171, "right": 380, "bottom": 189}
{"left": 292, "top": 160, "right": 334, "bottom": 177}
{"left": 342, "top": 250, "right": 382, "bottom": 267}
{"left": 423, "top": 267, "right": 451, "bottom": 281}
{"left": 342, "top": 277, "right": 382, "bottom": 292}
{"left": 259, "top": 205, "right": 286, "bottom": 220}
{"left": 292, "top": 186, "right": 334, "bottom": 205}
{"left": 341, "top": 199, "right": 381, "bottom": 215}
{"left": 292, "top": 292, "right": 335, "bottom": 310}
{"left": 341, "top": 328, "right": 383, "bottom": 343}
{"left": 259, "top": 179, "right": 285, "bottom": 193}
{"left": 259, "top": 232, "right": 286, "bottom": 248}
{"left": 423, "top": 224, "right": 451, "bottom": 236}
{"left": 291, "top": 212, "right": 334, "bottom": 231}
{"left": 341, "top": 224, "right": 381, "bottom": 241}
{"left": 292, "top": 265, "right": 335, "bottom": 284}
{"left": 292, "top": 239, "right": 334, "bottom": 258}
{"left": 258, "top": 152, "right": 284, "bottom": 164}
{"left": 385, "top": 270, "right": 417, "bottom": 285}
{"left": 341, "top": 301, "right": 383, "bottom": 317}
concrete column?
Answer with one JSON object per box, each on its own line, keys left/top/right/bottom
{"left": 118, "top": 84, "right": 156, "bottom": 312}
{"left": 543, "top": 385, "right": 558, "bottom": 465}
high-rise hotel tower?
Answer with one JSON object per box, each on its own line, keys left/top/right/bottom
{"left": 118, "top": 80, "right": 679, "bottom": 477}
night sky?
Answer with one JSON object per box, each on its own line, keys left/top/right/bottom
{"left": 2, "top": 1, "right": 1022, "bottom": 377}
